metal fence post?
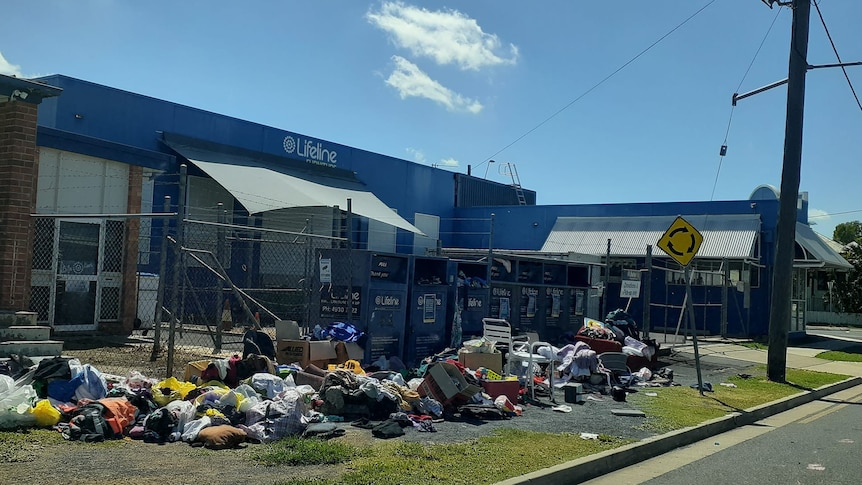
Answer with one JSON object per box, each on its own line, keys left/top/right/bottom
{"left": 346, "top": 199, "right": 353, "bottom": 325}
{"left": 214, "top": 202, "right": 225, "bottom": 353}
{"left": 721, "top": 258, "right": 729, "bottom": 338}
{"left": 304, "top": 217, "right": 312, "bottom": 334}
{"left": 486, "top": 213, "right": 495, "bottom": 285}
{"left": 167, "top": 164, "right": 187, "bottom": 378}
{"left": 602, "top": 239, "right": 611, "bottom": 320}
{"left": 643, "top": 244, "right": 652, "bottom": 338}
{"left": 150, "top": 195, "right": 171, "bottom": 362}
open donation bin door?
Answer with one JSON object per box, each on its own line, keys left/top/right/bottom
{"left": 450, "top": 260, "right": 490, "bottom": 339}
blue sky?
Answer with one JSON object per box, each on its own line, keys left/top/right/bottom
{"left": 2, "top": 0, "right": 860, "bottom": 238}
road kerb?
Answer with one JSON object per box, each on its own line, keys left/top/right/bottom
{"left": 495, "top": 376, "right": 862, "bottom": 485}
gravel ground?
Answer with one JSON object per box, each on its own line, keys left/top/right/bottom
{"left": 1, "top": 343, "right": 757, "bottom": 485}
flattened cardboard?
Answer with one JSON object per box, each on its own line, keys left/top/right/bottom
{"left": 422, "top": 362, "right": 481, "bottom": 403}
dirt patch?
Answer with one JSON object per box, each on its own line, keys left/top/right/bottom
{"left": 0, "top": 434, "right": 343, "bottom": 485}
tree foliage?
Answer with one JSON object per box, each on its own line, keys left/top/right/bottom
{"left": 833, "top": 221, "right": 862, "bottom": 245}
{"left": 834, "top": 241, "right": 862, "bottom": 313}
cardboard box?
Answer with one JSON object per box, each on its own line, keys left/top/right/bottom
{"left": 458, "top": 350, "right": 503, "bottom": 374}
{"left": 334, "top": 341, "right": 365, "bottom": 364}
{"left": 276, "top": 340, "right": 337, "bottom": 368}
{"left": 184, "top": 360, "right": 211, "bottom": 383}
{"left": 418, "top": 362, "right": 482, "bottom": 406}
{"left": 481, "top": 379, "right": 520, "bottom": 403}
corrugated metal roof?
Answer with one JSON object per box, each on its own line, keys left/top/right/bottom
{"left": 796, "top": 223, "right": 852, "bottom": 269}
{"left": 541, "top": 214, "right": 761, "bottom": 259}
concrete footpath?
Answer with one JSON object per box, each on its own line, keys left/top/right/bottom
{"left": 496, "top": 335, "right": 862, "bottom": 485}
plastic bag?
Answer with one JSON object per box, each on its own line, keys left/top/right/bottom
{"left": 0, "top": 375, "right": 38, "bottom": 429}
{"left": 31, "top": 399, "right": 61, "bottom": 427}
{"left": 153, "top": 377, "right": 196, "bottom": 407}
{"left": 633, "top": 367, "right": 652, "bottom": 381}
{"left": 462, "top": 338, "right": 496, "bottom": 354}
{"left": 74, "top": 364, "right": 108, "bottom": 401}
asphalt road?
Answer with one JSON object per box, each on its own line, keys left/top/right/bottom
{"left": 584, "top": 384, "right": 862, "bottom": 485}
{"left": 805, "top": 325, "right": 862, "bottom": 345}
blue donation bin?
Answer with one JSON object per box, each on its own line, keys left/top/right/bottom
{"left": 362, "top": 252, "right": 409, "bottom": 364}
{"left": 515, "top": 259, "right": 544, "bottom": 334}
{"left": 451, "top": 260, "right": 490, "bottom": 339}
{"left": 405, "top": 256, "right": 451, "bottom": 366}
{"left": 312, "top": 249, "right": 409, "bottom": 364}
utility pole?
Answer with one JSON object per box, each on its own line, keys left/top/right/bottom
{"left": 767, "top": 0, "right": 811, "bottom": 382}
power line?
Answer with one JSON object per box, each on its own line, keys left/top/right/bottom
{"left": 710, "top": 5, "right": 784, "bottom": 200}
{"left": 813, "top": 0, "right": 862, "bottom": 111}
{"left": 477, "top": 0, "right": 716, "bottom": 167}
{"left": 809, "top": 209, "right": 862, "bottom": 218}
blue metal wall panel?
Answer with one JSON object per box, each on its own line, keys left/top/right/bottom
{"left": 34, "top": 75, "right": 463, "bottom": 243}
{"left": 450, "top": 199, "right": 781, "bottom": 252}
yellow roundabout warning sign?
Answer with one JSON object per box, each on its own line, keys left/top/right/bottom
{"left": 657, "top": 216, "right": 703, "bottom": 267}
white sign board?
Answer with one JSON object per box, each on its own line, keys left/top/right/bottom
{"left": 620, "top": 280, "right": 641, "bottom": 298}
{"left": 319, "top": 258, "right": 332, "bottom": 284}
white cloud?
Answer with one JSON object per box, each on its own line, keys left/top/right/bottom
{"left": 438, "top": 158, "right": 459, "bottom": 167}
{"left": 406, "top": 147, "right": 426, "bottom": 164}
{"left": 367, "top": 1, "right": 518, "bottom": 71}
{"left": 0, "top": 51, "right": 23, "bottom": 77}
{"left": 385, "top": 56, "right": 483, "bottom": 113}
{"left": 808, "top": 207, "right": 831, "bottom": 230}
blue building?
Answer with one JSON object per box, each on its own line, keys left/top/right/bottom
{"left": 3, "top": 73, "right": 849, "bottom": 341}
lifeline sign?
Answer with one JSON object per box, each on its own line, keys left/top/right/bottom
{"left": 657, "top": 216, "right": 703, "bottom": 267}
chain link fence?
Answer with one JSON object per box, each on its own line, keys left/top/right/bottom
{"left": 29, "top": 207, "right": 348, "bottom": 380}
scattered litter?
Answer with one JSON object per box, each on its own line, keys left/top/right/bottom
{"left": 552, "top": 404, "right": 572, "bottom": 413}
{"left": 644, "top": 392, "right": 658, "bottom": 397}
{"left": 586, "top": 395, "right": 603, "bottom": 402}
{"left": 807, "top": 464, "right": 826, "bottom": 471}
{"left": 737, "top": 373, "right": 752, "bottom": 379}
{"left": 690, "top": 382, "right": 714, "bottom": 392}
{"left": 580, "top": 432, "right": 599, "bottom": 440}
{"left": 611, "top": 409, "right": 645, "bottom": 417}
{"left": 719, "top": 382, "right": 737, "bottom": 388}
{"left": 714, "top": 442, "right": 720, "bottom": 446}
{"left": 838, "top": 439, "right": 854, "bottom": 444}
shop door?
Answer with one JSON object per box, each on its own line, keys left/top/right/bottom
{"left": 54, "top": 220, "right": 101, "bottom": 330}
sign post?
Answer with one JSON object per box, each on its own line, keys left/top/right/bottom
{"left": 620, "top": 269, "right": 641, "bottom": 312}
{"left": 657, "top": 216, "right": 706, "bottom": 395}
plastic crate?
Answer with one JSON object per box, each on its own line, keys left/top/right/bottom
{"left": 481, "top": 379, "right": 521, "bottom": 403}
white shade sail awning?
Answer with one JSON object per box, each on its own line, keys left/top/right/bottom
{"left": 166, "top": 139, "right": 423, "bottom": 235}
{"left": 541, "top": 215, "right": 761, "bottom": 259}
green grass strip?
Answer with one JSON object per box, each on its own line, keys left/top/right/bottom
{"left": 269, "top": 429, "right": 632, "bottom": 485}
{"left": 630, "top": 367, "right": 849, "bottom": 433}
{"left": 816, "top": 350, "right": 862, "bottom": 362}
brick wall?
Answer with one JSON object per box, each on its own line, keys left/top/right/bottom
{"left": 110, "top": 165, "right": 143, "bottom": 335}
{"left": 0, "top": 100, "right": 39, "bottom": 312}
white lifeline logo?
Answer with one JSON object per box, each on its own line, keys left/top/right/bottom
{"left": 283, "top": 135, "right": 338, "bottom": 166}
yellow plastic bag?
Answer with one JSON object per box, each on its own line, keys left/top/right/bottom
{"left": 31, "top": 399, "right": 61, "bottom": 427}
{"left": 153, "top": 377, "right": 197, "bottom": 406}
